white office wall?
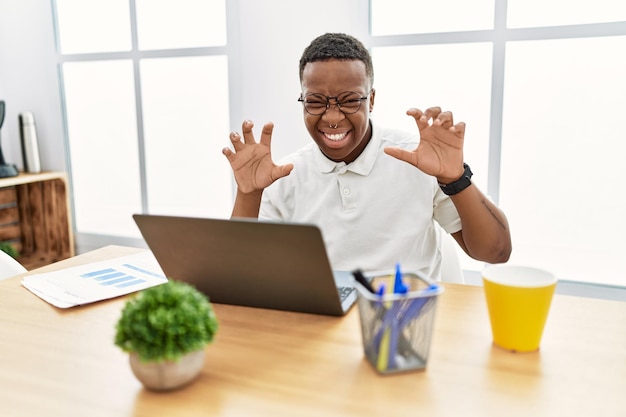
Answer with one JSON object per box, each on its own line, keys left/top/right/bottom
{"left": 0, "top": 0, "right": 66, "bottom": 172}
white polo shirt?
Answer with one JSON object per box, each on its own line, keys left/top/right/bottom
{"left": 259, "top": 121, "right": 462, "bottom": 279}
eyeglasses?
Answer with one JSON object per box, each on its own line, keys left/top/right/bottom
{"left": 297, "top": 91, "right": 370, "bottom": 115}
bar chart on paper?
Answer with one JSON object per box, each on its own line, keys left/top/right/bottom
{"left": 21, "top": 251, "right": 168, "bottom": 308}
{"left": 81, "top": 263, "right": 165, "bottom": 289}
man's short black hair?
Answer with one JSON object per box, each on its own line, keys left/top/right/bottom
{"left": 299, "top": 33, "right": 374, "bottom": 86}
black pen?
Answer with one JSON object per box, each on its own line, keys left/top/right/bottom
{"left": 352, "top": 269, "right": 377, "bottom": 294}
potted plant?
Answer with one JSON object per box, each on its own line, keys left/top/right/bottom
{"left": 114, "top": 280, "right": 219, "bottom": 391}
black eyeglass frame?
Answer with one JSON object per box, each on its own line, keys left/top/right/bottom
{"left": 297, "top": 91, "right": 371, "bottom": 115}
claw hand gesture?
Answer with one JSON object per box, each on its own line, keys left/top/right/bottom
{"left": 222, "top": 120, "right": 293, "bottom": 194}
{"left": 384, "top": 107, "right": 465, "bottom": 183}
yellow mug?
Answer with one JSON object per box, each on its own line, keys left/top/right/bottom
{"left": 482, "top": 265, "right": 557, "bottom": 352}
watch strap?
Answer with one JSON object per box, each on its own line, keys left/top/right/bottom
{"left": 439, "top": 163, "right": 473, "bottom": 196}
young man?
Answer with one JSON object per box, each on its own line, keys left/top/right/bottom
{"left": 222, "top": 33, "right": 511, "bottom": 279}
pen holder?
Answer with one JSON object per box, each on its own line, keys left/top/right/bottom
{"left": 355, "top": 272, "right": 443, "bottom": 375}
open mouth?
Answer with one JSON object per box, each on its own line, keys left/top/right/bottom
{"left": 324, "top": 132, "right": 347, "bottom": 142}
{"left": 321, "top": 131, "right": 350, "bottom": 150}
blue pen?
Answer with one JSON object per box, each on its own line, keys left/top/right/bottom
{"left": 397, "top": 284, "right": 439, "bottom": 329}
{"left": 374, "top": 264, "right": 408, "bottom": 346}
{"left": 376, "top": 283, "right": 386, "bottom": 297}
{"left": 393, "top": 262, "right": 408, "bottom": 294}
{"left": 375, "top": 263, "right": 405, "bottom": 371}
{"left": 387, "top": 263, "right": 408, "bottom": 369}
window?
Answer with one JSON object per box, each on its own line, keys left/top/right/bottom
{"left": 52, "top": 0, "right": 626, "bottom": 287}
{"left": 370, "top": 0, "right": 626, "bottom": 286}
{"left": 54, "top": 0, "right": 232, "bottom": 244}
{"left": 500, "top": 36, "right": 626, "bottom": 286}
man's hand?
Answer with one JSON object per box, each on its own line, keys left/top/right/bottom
{"left": 222, "top": 120, "right": 294, "bottom": 194}
{"left": 384, "top": 107, "right": 465, "bottom": 184}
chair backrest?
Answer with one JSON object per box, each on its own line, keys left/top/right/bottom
{"left": 0, "top": 250, "right": 27, "bottom": 281}
{"left": 440, "top": 232, "right": 465, "bottom": 284}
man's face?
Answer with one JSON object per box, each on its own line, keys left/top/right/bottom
{"left": 300, "top": 59, "right": 375, "bottom": 164}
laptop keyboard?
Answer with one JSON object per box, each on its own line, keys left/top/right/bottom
{"left": 337, "top": 286, "right": 355, "bottom": 302}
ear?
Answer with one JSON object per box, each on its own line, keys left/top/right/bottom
{"left": 369, "top": 88, "right": 376, "bottom": 112}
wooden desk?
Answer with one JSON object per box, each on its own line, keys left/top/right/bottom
{"left": 0, "top": 246, "right": 624, "bottom": 417}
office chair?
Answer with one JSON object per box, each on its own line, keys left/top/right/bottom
{"left": 0, "top": 249, "right": 27, "bottom": 280}
{"left": 440, "top": 232, "right": 465, "bottom": 284}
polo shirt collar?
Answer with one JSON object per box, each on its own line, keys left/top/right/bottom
{"left": 314, "top": 120, "right": 380, "bottom": 175}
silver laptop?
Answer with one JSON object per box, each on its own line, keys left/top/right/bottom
{"left": 132, "top": 214, "right": 357, "bottom": 316}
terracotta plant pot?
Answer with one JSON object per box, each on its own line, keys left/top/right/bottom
{"left": 129, "top": 349, "right": 205, "bottom": 391}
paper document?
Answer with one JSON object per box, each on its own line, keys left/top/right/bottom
{"left": 21, "top": 251, "right": 168, "bottom": 308}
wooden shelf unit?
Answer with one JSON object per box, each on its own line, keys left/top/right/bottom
{"left": 0, "top": 171, "right": 74, "bottom": 270}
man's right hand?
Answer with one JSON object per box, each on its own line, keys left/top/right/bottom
{"left": 222, "top": 120, "right": 294, "bottom": 194}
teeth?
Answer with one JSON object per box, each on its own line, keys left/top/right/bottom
{"left": 325, "top": 132, "right": 346, "bottom": 141}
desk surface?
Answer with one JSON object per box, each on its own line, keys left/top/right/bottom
{"left": 1, "top": 246, "right": 625, "bottom": 417}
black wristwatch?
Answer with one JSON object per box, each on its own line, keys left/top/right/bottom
{"left": 439, "top": 163, "right": 473, "bottom": 196}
